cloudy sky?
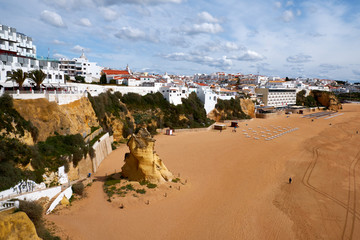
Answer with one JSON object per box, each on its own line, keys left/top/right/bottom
{"left": 1, "top": 0, "right": 360, "bottom": 81}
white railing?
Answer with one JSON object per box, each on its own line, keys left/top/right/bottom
{"left": 0, "top": 200, "right": 19, "bottom": 211}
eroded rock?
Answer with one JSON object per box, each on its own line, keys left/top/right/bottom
{"left": 121, "top": 128, "right": 173, "bottom": 183}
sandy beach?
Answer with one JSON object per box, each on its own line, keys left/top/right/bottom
{"left": 46, "top": 104, "right": 360, "bottom": 240}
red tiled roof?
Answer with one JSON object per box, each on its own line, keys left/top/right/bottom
{"left": 196, "top": 83, "right": 208, "bottom": 86}
{"left": 102, "top": 69, "right": 129, "bottom": 75}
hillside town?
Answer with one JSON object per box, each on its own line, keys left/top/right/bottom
{"left": 1, "top": 24, "right": 359, "bottom": 114}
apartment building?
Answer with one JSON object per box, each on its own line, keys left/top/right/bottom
{"left": 59, "top": 52, "right": 103, "bottom": 83}
{"left": 255, "top": 88, "right": 296, "bottom": 108}
{"left": 0, "top": 24, "right": 64, "bottom": 87}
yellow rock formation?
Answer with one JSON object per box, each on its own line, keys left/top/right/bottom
{"left": 0, "top": 210, "right": 41, "bottom": 240}
{"left": 240, "top": 98, "right": 255, "bottom": 118}
{"left": 121, "top": 128, "right": 173, "bottom": 183}
{"left": 60, "top": 195, "right": 70, "bottom": 206}
{"left": 313, "top": 91, "right": 342, "bottom": 111}
{"left": 13, "top": 97, "right": 99, "bottom": 142}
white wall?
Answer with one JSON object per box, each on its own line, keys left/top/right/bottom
{"left": 92, "top": 133, "right": 113, "bottom": 173}
{"left": 13, "top": 186, "right": 61, "bottom": 202}
{"left": 46, "top": 186, "right": 72, "bottom": 214}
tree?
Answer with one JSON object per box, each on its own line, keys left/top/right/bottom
{"left": 285, "top": 77, "right": 290, "bottom": 81}
{"left": 100, "top": 74, "right": 107, "bottom": 84}
{"left": 64, "top": 74, "right": 70, "bottom": 82}
{"left": 75, "top": 75, "right": 85, "bottom": 83}
{"left": 29, "top": 70, "right": 46, "bottom": 90}
{"left": 7, "top": 69, "right": 28, "bottom": 90}
{"left": 296, "top": 90, "right": 306, "bottom": 105}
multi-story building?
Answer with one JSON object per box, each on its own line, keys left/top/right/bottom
{"left": 255, "top": 88, "right": 296, "bottom": 108}
{"left": 59, "top": 52, "right": 103, "bottom": 83}
{"left": 0, "top": 24, "right": 64, "bottom": 87}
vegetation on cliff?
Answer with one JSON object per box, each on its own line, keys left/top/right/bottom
{"left": 336, "top": 92, "right": 360, "bottom": 102}
{"left": 18, "top": 201, "right": 60, "bottom": 240}
{"left": 215, "top": 98, "right": 251, "bottom": 120}
{"left": 0, "top": 94, "right": 38, "bottom": 141}
{"left": 0, "top": 133, "right": 90, "bottom": 191}
{"left": 296, "top": 90, "right": 317, "bottom": 107}
{"left": 296, "top": 90, "right": 341, "bottom": 110}
{"left": 89, "top": 91, "right": 213, "bottom": 137}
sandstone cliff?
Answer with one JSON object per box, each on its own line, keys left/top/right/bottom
{"left": 240, "top": 99, "right": 255, "bottom": 118}
{"left": 0, "top": 210, "right": 41, "bottom": 240}
{"left": 121, "top": 128, "right": 173, "bottom": 183}
{"left": 13, "top": 97, "right": 99, "bottom": 142}
{"left": 312, "top": 91, "right": 342, "bottom": 111}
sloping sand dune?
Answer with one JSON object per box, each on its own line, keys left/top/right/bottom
{"left": 47, "top": 104, "right": 360, "bottom": 240}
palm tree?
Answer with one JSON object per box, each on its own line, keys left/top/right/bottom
{"left": 7, "top": 69, "right": 28, "bottom": 90}
{"left": 29, "top": 69, "right": 46, "bottom": 90}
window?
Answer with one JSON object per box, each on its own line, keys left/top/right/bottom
{"left": 48, "top": 74, "right": 51, "bottom": 79}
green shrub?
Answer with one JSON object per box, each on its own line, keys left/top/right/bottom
{"left": 104, "top": 179, "right": 120, "bottom": 186}
{"left": 136, "top": 188, "right": 146, "bottom": 194}
{"left": 125, "top": 184, "right": 135, "bottom": 191}
{"left": 72, "top": 182, "right": 85, "bottom": 196}
{"left": 172, "top": 178, "right": 180, "bottom": 183}
{"left": 18, "top": 201, "right": 60, "bottom": 239}
{"left": 146, "top": 183, "right": 157, "bottom": 189}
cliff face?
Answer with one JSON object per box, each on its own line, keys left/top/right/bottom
{"left": 13, "top": 97, "right": 99, "bottom": 142}
{"left": 121, "top": 128, "right": 173, "bottom": 183}
{"left": 240, "top": 99, "right": 255, "bottom": 118}
{"left": 0, "top": 210, "right": 41, "bottom": 240}
{"left": 312, "top": 91, "right": 342, "bottom": 111}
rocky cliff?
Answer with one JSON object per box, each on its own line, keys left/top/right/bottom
{"left": 312, "top": 91, "right": 342, "bottom": 111}
{"left": 0, "top": 210, "right": 41, "bottom": 240}
{"left": 13, "top": 97, "right": 99, "bottom": 142}
{"left": 240, "top": 99, "right": 255, "bottom": 118}
{"left": 121, "top": 128, "right": 173, "bottom": 183}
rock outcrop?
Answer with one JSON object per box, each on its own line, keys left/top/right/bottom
{"left": 312, "top": 91, "right": 342, "bottom": 111}
{"left": 240, "top": 98, "right": 255, "bottom": 118}
{"left": 13, "top": 97, "right": 99, "bottom": 142}
{"left": 0, "top": 210, "right": 41, "bottom": 240}
{"left": 121, "top": 128, "right": 173, "bottom": 183}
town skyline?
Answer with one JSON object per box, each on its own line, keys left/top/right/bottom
{"left": 0, "top": 0, "right": 360, "bottom": 81}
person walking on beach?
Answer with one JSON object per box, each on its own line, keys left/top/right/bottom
{"left": 289, "top": 177, "right": 292, "bottom": 184}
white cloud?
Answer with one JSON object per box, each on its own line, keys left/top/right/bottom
{"left": 182, "top": 23, "right": 223, "bottom": 35}
{"left": 53, "top": 53, "right": 67, "bottom": 59}
{"left": 287, "top": 54, "right": 312, "bottom": 63}
{"left": 42, "top": 0, "right": 95, "bottom": 10}
{"left": 286, "top": 1, "right": 294, "bottom": 7}
{"left": 163, "top": 52, "right": 232, "bottom": 69}
{"left": 353, "top": 70, "right": 360, "bottom": 76}
{"left": 234, "top": 50, "right": 265, "bottom": 62}
{"left": 282, "top": 10, "right": 294, "bottom": 22}
{"left": 296, "top": 9, "right": 302, "bottom": 16}
{"left": 79, "top": 18, "right": 92, "bottom": 27}
{"left": 100, "top": 7, "right": 118, "bottom": 21}
{"left": 40, "top": 10, "right": 66, "bottom": 28}
{"left": 274, "top": 2, "right": 282, "bottom": 8}
{"left": 72, "top": 45, "right": 90, "bottom": 53}
{"left": 97, "top": 0, "right": 182, "bottom": 5}
{"left": 319, "top": 64, "right": 342, "bottom": 71}
{"left": 198, "top": 12, "right": 219, "bottom": 23}
{"left": 53, "top": 39, "right": 66, "bottom": 45}
{"left": 115, "top": 27, "right": 159, "bottom": 42}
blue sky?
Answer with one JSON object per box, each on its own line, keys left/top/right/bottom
{"left": 0, "top": 0, "right": 360, "bottom": 81}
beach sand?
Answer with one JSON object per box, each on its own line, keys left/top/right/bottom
{"left": 46, "top": 104, "right": 360, "bottom": 240}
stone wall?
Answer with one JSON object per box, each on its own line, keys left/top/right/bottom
{"left": 92, "top": 133, "right": 113, "bottom": 173}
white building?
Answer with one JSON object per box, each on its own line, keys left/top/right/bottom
{"left": 59, "top": 52, "right": 103, "bottom": 83}
{"left": 159, "top": 85, "right": 189, "bottom": 105}
{"left": 0, "top": 24, "right": 64, "bottom": 88}
{"left": 255, "top": 88, "right": 296, "bottom": 108}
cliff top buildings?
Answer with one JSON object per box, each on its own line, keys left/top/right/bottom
{"left": 0, "top": 24, "right": 64, "bottom": 87}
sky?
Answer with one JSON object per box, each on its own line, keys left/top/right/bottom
{"left": 0, "top": 0, "right": 360, "bottom": 81}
